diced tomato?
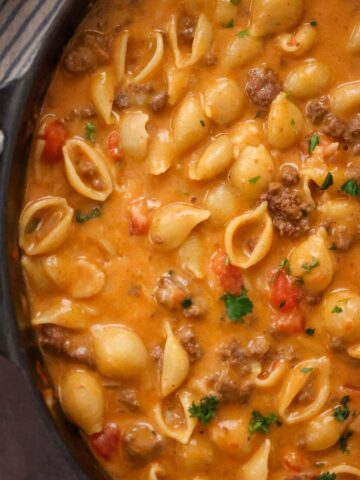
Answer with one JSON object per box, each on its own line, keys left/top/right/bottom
{"left": 211, "top": 248, "right": 243, "bottom": 295}
{"left": 42, "top": 121, "right": 67, "bottom": 164}
{"left": 90, "top": 423, "right": 120, "bottom": 461}
{"left": 270, "top": 269, "right": 302, "bottom": 313}
{"left": 107, "top": 131, "right": 123, "bottom": 161}
{"left": 128, "top": 198, "right": 149, "bottom": 236}
{"left": 271, "top": 308, "right": 305, "bottom": 334}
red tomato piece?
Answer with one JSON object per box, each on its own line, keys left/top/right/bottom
{"left": 271, "top": 308, "right": 305, "bottom": 334}
{"left": 42, "top": 121, "right": 67, "bottom": 164}
{"left": 90, "top": 423, "right": 120, "bottom": 461}
{"left": 270, "top": 269, "right": 301, "bottom": 313}
{"left": 128, "top": 198, "right": 149, "bottom": 236}
{"left": 211, "top": 249, "right": 243, "bottom": 295}
{"left": 107, "top": 131, "right": 123, "bottom": 161}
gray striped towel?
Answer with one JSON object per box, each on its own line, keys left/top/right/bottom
{"left": 0, "top": 0, "right": 66, "bottom": 88}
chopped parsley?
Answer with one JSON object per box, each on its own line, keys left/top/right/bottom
{"left": 341, "top": 178, "right": 360, "bottom": 197}
{"left": 182, "top": 298, "right": 193, "bottom": 309}
{"left": 248, "top": 176, "right": 260, "bottom": 184}
{"left": 224, "top": 255, "right": 230, "bottom": 266}
{"left": 85, "top": 122, "right": 97, "bottom": 143}
{"left": 223, "top": 19, "right": 234, "bottom": 28}
{"left": 75, "top": 205, "right": 102, "bottom": 224}
{"left": 230, "top": 0, "right": 241, "bottom": 4}
{"left": 333, "top": 396, "right": 351, "bottom": 422}
{"left": 255, "top": 110, "right": 265, "bottom": 118}
{"left": 318, "top": 474, "right": 336, "bottom": 480}
{"left": 305, "top": 328, "right": 315, "bottom": 336}
{"left": 290, "top": 118, "right": 296, "bottom": 128}
{"left": 302, "top": 258, "right": 320, "bottom": 273}
{"left": 221, "top": 287, "right": 253, "bottom": 323}
{"left": 331, "top": 305, "right": 343, "bottom": 314}
{"left": 248, "top": 411, "right": 280, "bottom": 435}
{"left": 278, "top": 258, "right": 290, "bottom": 274}
{"left": 319, "top": 172, "right": 333, "bottom": 191}
{"left": 329, "top": 243, "right": 337, "bottom": 251}
{"left": 308, "top": 134, "right": 320, "bottom": 154}
{"left": 310, "top": 20, "right": 318, "bottom": 27}
{"left": 188, "top": 395, "right": 219, "bottom": 424}
{"left": 200, "top": 119, "right": 206, "bottom": 127}
{"left": 339, "top": 430, "right": 353, "bottom": 453}
{"left": 237, "top": 29, "right": 250, "bottom": 38}
{"left": 301, "top": 367, "right": 313, "bottom": 374}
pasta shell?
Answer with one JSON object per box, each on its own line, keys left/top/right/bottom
{"left": 19, "top": 196, "right": 73, "bottom": 256}
{"left": 330, "top": 81, "right": 360, "bottom": 115}
{"left": 133, "top": 32, "right": 164, "bottom": 83}
{"left": 188, "top": 135, "right": 233, "bottom": 181}
{"left": 91, "top": 324, "right": 149, "bottom": 379}
{"left": 304, "top": 408, "right": 348, "bottom": 451}
{"left": 253, "top": 359, "right": 288, "bottom": 389}
{"left": 223, "top": 36, "right": 263, "bottom": 70}
{"left": 146, "top": 129, "right": 175, "bottom": 175}
{"left": 119, "top": 111, "right": 149, "bottom": 161}
{"left": 231, "top": 120, "right": 263, "bottom": 156}
{"left": 178, "top": 233, "right": 205, "bottom": 279}
{"left": 214, "top": 0, "right": 237, "bottom": 25}
{"left": 60, "top": 370, "right": 104, "bottom": 435}
{"left": 347, "top": 344, "right": 360, "bottom": 359}
{"left": 224, "top": 201, "right": 273, "bottom": 269}
{"left": 349, "top": 24, "right": 360, "bottom": 55}
{"left": 204, "top": 78, "right": 245, "bottom": 126}
{"left": 278, "top": 357, "right": 331, "bottom": 424}
{"left": 113, "top": 31, "right": 129, "bottom": 84}
{"left": 153, "top": 390, "right": 198, "bottom": 444}
{"left": 168, "top": 14, "right": 213, "bottom": 69}
{"left": 148, "top": 463, "right": 166, "bottom": 480}
{"left": 63, "top": 138, "right": 113, "bottom": 201}
{"left": 277, "top": 24, "right": 317, "bottom": 56}
{"left": 284, "top": 59, "right": 331, "bottom": 99}
{"left": 167, "top": 65, "right": 191, "bottom": 106}
{"left": 210, "top": 418, "right": 253, "bottom": 459}
{"left": 267, "top": 92, "right": 304, "bottom": 149}
{"left": 32, "top": 298, "right": 89, "bottom": 329}
{"left": 326, "top": 466, "right": 360, "bottom": 477}
{"left": 321, "top": 290, "right": 360, "bottom": 341}
{"left": 228, "top": 145, "right": 274, "bottom": 203}
{"left": 150, "top": 203, "right": 210, "bottom": 251}
{"left": 89, "top": 69, "right": 114, "bottom": 125}
{"left": 204, "top": 182, "right": 240, "bottom": 228}
{"left": 43, "top": 255, "right": 105, "bottom": 299}
{"left": 172, "top": 95, "right": 210, "bottom": 154}
{"left": 239, "top": 439, "right": 271, "bottom": 480}
{"left": 250, "top": 0, "right": 304, "bottom": 37}
{"left": 21, "top": 255, "right": 52, "bottom": 291}
{"left": 161, "top": 322, "right": 190, "bottom": 397}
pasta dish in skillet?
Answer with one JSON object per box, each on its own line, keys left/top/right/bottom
{"left": 18, "top": 0, "right": 360, "bottom": 478}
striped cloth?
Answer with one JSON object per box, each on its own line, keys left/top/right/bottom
{"left": 0, "top": 0, "right": 66, "bottom": 87}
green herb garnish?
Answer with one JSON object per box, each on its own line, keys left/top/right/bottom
{"left": 230, "top": 0, "right": 241, "bottom": 4}
{"left": 255, "top": 110, "right": 265, "bottom": 118}
{"left": 319, "top": 172, "right": 333, "bottom": 191}
{"left": 220, "top": 287, "right": 253, "bottom": 323}
{"left": 200, "top": 119, "right": 206, "bottom": 127}
{"left": 339, "top": 430, "right": 353, "bottom": 453}
{"left": 310, "top": 20, "right": 318, "bottom": 27}
{"left": 305, "top": 328, "right": 315, "bottom": 336}
{"left": 223, "top": 19, "right": 234, "bottom": 28}
{"left": 318, "top": 474, "right": 336, "bottom": 480}
{"left": 248, "top": 411, "right": 280, "bottom": 435}
{"left": 329, "top": 243, "right": 337, "bottom": 251}
{"left": 237, "top": 29, "right": 250, "bottom": 38}
{"left": 182, "top": 298, "right": 193, "bottom": 309}
{"left": 85, "top": 122, "right": 97, "bottom": 143}
{"left": 341, "top": 178, "right": 360, "bottom": 197}
{"left": 333, "top": 396, "right": 351, "bottom": 422}
{"left": 308, "top": 134, "right": 320, "bottom": 154}
{"left": 301, "top": 367, "right": 313, "bottom": 374}
{"left": 189, "top": 395, "right": 219, "bottom": 424}
{"left": 331, "top": 305, "right": 343, "bottom": 314}
{"left": 290, "top": 118, "right": 296, "bottom": 128}
{"left": 302, "top": 258, "right": 320, "bottom": 273}
{"left": 75, "top": 205, "right": 102, "bottom": 224}
{"left": 278, "top": 258, "right": 290, "bottom": 274}
{"left": 248, "top": 176, "right": 260, "bottom": 184}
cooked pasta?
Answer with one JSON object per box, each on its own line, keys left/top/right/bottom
{"left": 20, "top": 0, "right": 360, "bottom": 478}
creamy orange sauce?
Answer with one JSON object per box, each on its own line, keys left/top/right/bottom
{"left": 20, "top": 1, "right": 360, "bottom": 479}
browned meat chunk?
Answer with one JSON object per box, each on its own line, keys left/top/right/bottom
{"left": 219, "top": 337, "right": 270, "bottom": 373}
{"left": 245, "top": 66, "right": 282, "bottom": 107}
{"left": 122, "top": 423, "right": 164, "bottom": 466}
{"left": 219, "top": 338, "right": 247, "bottom": 366}
{"left": 114, "top": 90, "right": 130, "bottom": 110}
{"left": 276, "top": 344, "right": 298, "bottom": 362}
{"left": 280, "top": 165, "right": 300, "bottom": 187}
{"left": 209, "top": 371, "right": 253, "bottom": 403}
{"left": 38, "top": 325, "right": 94, "bottom": 367}
{"left": 153, "top": 272, "right": 188, "bottom": 310}
{"left": 118, "top": 389, "right": 140, "bottom": 411}
{"left": 305, "top": 96, "right": 329, "bottom": 124}
{"left": 177, "top": 326, "right": 203, "bottom": 362}
{"left": 178, "top": 16, "right": 196, "bottom": 43}
{"left": 261, "top": 182, "right": 310, "bottom": 238}
{"left": 247, "top": 336, "right": 271, "bottom": 357}
{"left": 151, "top": 91, "right": 168, "bottom": 113}
{"left": 183, "top": 303, "right": 204, "bottom": 318}
{"left": 321, "top": 113, "right": 346, "bottom": 139}
{"left": 347, "top": 113, "right": 360, "bottom": 141}
{"left": 63, "top": 31, "right": 111, "bottom": 74}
